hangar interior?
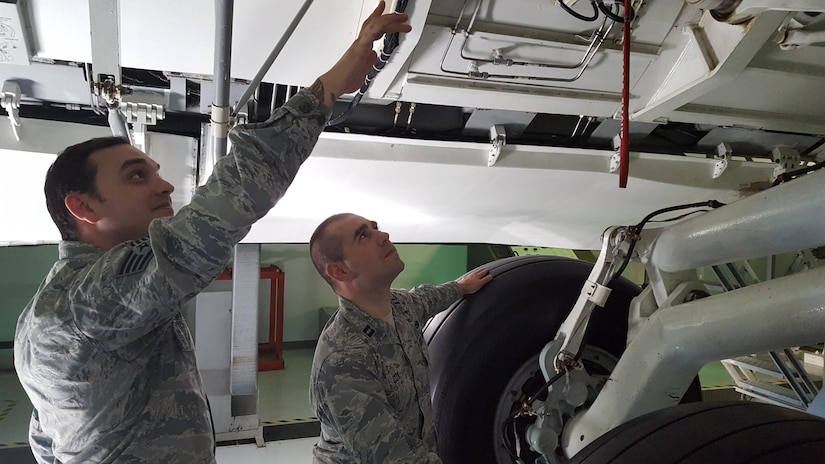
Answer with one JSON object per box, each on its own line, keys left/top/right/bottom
{"left": 1, "top": 0, "right": 825, "bottom": 462}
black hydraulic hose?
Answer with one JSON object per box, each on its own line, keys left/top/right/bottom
{"left": 634, "top": 200, "right": 725, "bottom": 232}
{"left": 329, "top": 1, "right": 408, "bottom": 126}
{"left": 606, "top": 200, "right": 725, "bottom": 286}
{"left": 559, "top": 0, "right": 599, "bottom": 22}
{"left": 773, "top": 159, "right": 825, "bottom": 186}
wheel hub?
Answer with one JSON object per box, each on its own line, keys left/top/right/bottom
{"left": 494, "top": 346, "right": 618, "bottom": 463}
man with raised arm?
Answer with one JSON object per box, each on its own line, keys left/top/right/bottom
{"left": 14, "top": 4, "right": 410, "bottom": 463}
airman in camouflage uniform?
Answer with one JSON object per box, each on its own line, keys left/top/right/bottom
{"left": 308, "top": 213, "right": 492, "bottom": 463}
{"left": 13, "top": 5, "right": 412, "bottom": 463}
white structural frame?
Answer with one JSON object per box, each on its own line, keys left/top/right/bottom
{"left": 555, "top": 168, "right": 825, "bottom": 457}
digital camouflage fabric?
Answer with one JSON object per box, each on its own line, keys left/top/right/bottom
{"left": 311, "top": 282, "right": 463, "bottom": 464}
{"left": 15, "top": 90, "right": 329, "bottom": 464}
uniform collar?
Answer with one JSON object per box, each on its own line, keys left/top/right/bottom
{"left": 338, "top": 295, "right": 398, "bottom": 343}
{"left": 58, "top": 240, "right": 105, "bottom": 262}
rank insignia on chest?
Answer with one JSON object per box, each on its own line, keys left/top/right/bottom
{"left": 363, "top": 325, "right": 376, "bottom": 337}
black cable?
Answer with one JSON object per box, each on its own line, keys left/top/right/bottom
{"left": 329, "top": 2, "right": 408, "bottom": 126}
{"left": 596, "top": 0, "right": 635, "bottom": 23}
{"left": 606, "top": 200, "right": 725, "bottom": 286}
{"left": 558, "top": 0, "right": 599, "bottom": 22}
{"left": 501, "top": 347, "right": 583, "bottom": 460}
{"left": 772, "top": 159, "right": 825, "bottom": 186}
{"left": 634, "top": 200, "right": 725, "bottom": 232}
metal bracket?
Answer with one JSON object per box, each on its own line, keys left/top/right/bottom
{"left": 771, "top": 146, "right": 801, "bottom": 180}
{"left": 488, "top": 125, "right": 506, "bottom": 167}
{"left": 1, "top": 81, "right": 21, "bottom": 141}
{"left": 713, "top": 142, "right": 732, "bottom": 179}
{"left": 553, "top": 226, "right": 630, "bottom": 372}
{"left": 93, "top": 78, "right": 132, "bottom": 106}
{"left": 233, "top": 112, "right": 248, "bottom": 127}
{"left": 120, "top": 102, "right": 165, "bottom": 152}
{"left": 609, "top": 135, "right": 621, "bottom": 173}
{"left": 468, "top": 61, "right": 489, "bottom": 79}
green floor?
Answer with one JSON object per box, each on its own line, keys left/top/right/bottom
{"left": 699, "top": 361, "right": 735, "bottom": 390}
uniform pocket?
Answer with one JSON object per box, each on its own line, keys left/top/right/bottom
{"left": 380, "top": 349, "right": 416, "bottom": 413}
{"left": 172, "top": 313, "right": 195, "bottom": 352}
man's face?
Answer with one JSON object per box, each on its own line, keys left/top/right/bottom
{"left": 84, "top": 144, "right": 175, "bottom": 245}
{"left": 331, "top": 214, "right": 405, "bottom": 287}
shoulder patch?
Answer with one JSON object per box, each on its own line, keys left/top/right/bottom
{"left": 117, "top": 238, "right": 154, "bottom": 277}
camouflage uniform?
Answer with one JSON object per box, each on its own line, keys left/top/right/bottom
{"left": 310, "top": 282, "right": 463, "bottom": 463}
{"left": 14, "top": 90, "right": 329, "bottom": 464}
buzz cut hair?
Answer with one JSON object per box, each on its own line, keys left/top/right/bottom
{"left": 309, "top": 213, "right": 355, "bottom": 289}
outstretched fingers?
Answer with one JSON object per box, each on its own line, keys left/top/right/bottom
{"left": 358, "top": 1, "right": 412, "bottom": 43}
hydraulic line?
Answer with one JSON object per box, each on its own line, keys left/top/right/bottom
{"left": 328, "top": 0, "right": 409, "bottom": 126}
{"left": 457, "top": 13, "right": 611, "bottom": 71}
{"left": 607, "top": 200, "right": 726, "bottom": 286}
{"left": 441, "top": 0, "right": 640, "bottom": 83}
{"left": 559, "top": 0, "right": 599, "bottom": 22}
{"left": 442, "top": 14, "right": 615, "bottom": 82}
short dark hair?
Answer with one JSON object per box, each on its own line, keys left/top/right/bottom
{"left": 44, "top": 136, "right": 131, "bottom": 240}
{"left": 309, "top": 213, "right": 354, "bottom": 289}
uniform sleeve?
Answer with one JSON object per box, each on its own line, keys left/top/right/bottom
{"left": 313, "top": 355, "right": 442, "bottom": 464}
{"left": 29, "top": 409, "right": 56, "bottom": 464}
{"left": 71, "top": 90, "right": 330, "bottom": 347}
{"left": 404, "top": 281, "right": 463, "bottom": 323}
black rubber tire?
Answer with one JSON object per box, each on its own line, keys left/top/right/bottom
{"left": 424, "top": 255, "right": 641, "bottom": 464}
{"left": 568, "top": 400, "right": 825, "bottom": 464}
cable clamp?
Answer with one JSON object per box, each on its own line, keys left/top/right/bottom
{"left": 488, "top": 125, "right": 506, "bottom": 167}
{"left": 713, "top": 142, "right": 731, "bottom": 179}
{"left": 584, "top": 279, "right": 612, "bottom": 307}
{"left": 1, "top": 80, "right": 21, "bottom": 141}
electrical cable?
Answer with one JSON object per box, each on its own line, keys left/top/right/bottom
{"left": 772, "top": 160, "right": 825, "bottom": 185}
{"left": 329, "top": 0, "right": 409, "bottom": 126}
{"left": 607, "top": 200, "right": 726, "bottom": 286}
{"left": 500, "top": 341, "right": 586, "bottom": 460}
{"left": 558, "top": 0, "right": 599, "bottom": 22}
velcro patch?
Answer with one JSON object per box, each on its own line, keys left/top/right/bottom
{"left": 117, "top": 238, "right": 154, "bottom": 277}
{"left": 362, "top": 325, "right": 376, "bottom": 337}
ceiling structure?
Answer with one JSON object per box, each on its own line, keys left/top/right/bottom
{"left": 0, "top": 0, "right": 823, "bottom": 248}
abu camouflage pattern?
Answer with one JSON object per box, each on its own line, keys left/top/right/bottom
{"left": 14, "top": 90, "right": 329, "bottom": 464}
{"left": 310, "top": 282, "right": 463, "bottom": 464}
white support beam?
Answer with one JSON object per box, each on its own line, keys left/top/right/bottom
{"left": 88, "top": 0, "right": 122, "bottom": 84}
{"left": 230, "top": 244, "right": 260, "bottom": 417}
{"left": 633, "top": 11, "right": 788, "bottom": 123}
{"left": 564, "top": 263, "right": 825, "bottom": 456}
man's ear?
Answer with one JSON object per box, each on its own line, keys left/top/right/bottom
{"left": 326, "top": 262, "right": 354, "bottom": 284}
{"left": 64, "top": 194, "right": 100, "bottom": 225}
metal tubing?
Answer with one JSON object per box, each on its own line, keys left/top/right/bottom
{"left": 768, "top": 351, "right": 811, "bottom": 406}
{"left": 646, "top": 169, "right": 825, "bottom": 273}
{"left": 107, "top": 105, "right": 132, "bottom": 142}
{"left": 232, "top": 0, "right": 314, "bottom": 116}
{"left": 212, "top": 0, "right": 233, "bottom": 160}
{"left": 563, "top": 264, "right": 825, "bottom": 456}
